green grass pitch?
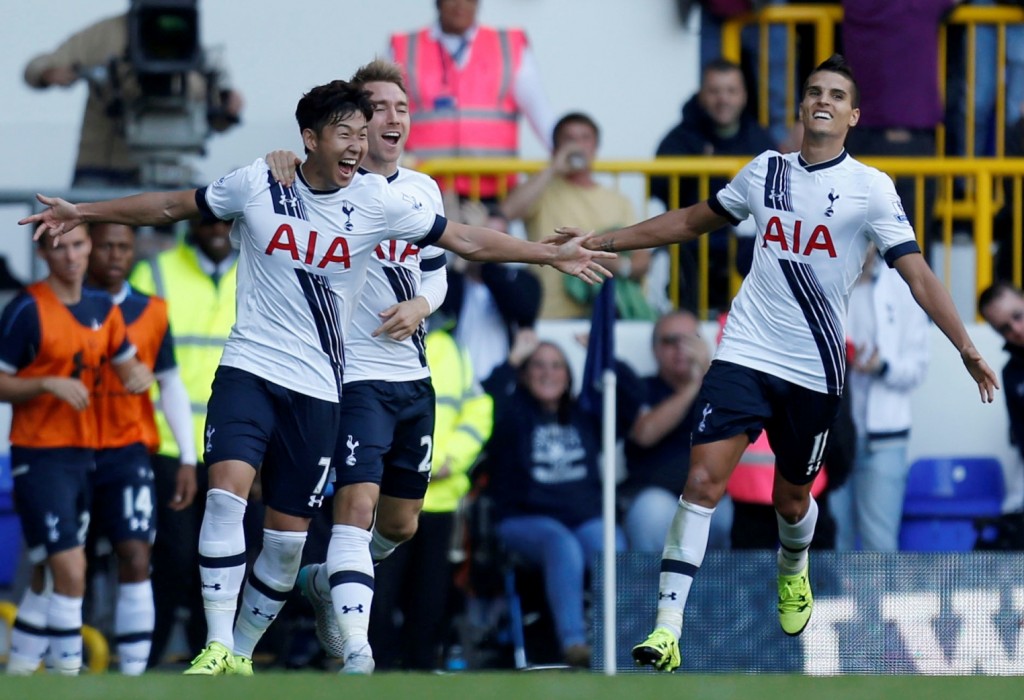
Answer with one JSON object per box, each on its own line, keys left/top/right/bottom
{"left": 1, "top": 672, "right": 1022, "bottom": 700}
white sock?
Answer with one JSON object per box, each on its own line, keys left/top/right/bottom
{"left": 47, "top": 593, "right": 83, "bottom": 676}
{"left": 7, "top": 587, "right": 50, "bottom": 675}
{"left": 197, "top": 488, "right": 248, "bottom": 649}
{"left": 777, "top": 497, "right": 818, "bottom": 575}
{"left": 326, "top": 524, "right": 374, "bottom": 657}
{"left": 115, "top": 580, "right": 154, "bottom": 675}
{"left": 369, "top": 528, "right": 401, "bottom": 563}
{"left": 655, "top": 498, "right": 714, "bottom": 639}
{"left": 233, "top": 529, "right": 307, "bottom": 659}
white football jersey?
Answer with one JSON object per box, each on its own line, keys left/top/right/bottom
{"left": 343, "top": 167, "right": 446, "bottom": 383}
{"left": 199, "top": 159, "right": 446, "bottom": 402}
{"left": 710, "top": 150, "right": 919, "bottom": 395}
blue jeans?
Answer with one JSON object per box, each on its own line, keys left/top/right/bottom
{"left": 830, "top": 435, "right": 910, "bottom": 552}
{"left": 496, "top": 515, "right": 625, "bottom": 650}
{"left": 624, "top": 486, "right": 733, "bottom": 552}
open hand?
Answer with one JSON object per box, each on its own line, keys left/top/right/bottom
{"left": 19, "top": 194, "right": 84, "bottom": 244}
{"left": 169, "top": 464, "right": 198, "bottom": 511}
{"left": 551, "top": 231, "right": 615, "bottom": 284}
{"left": 42, "top": 377, "right": 89, "bottom": 411}
{"left": 961, "top": 346, "right": 1000, "bottom": 403}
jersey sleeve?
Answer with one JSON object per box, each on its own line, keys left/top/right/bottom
{"left": 710, "top": 153, "right": 766, "bottom": 225}
{"left": 107, "top": 305, "right": 136, "bottom": 365}
{"left": 196, "top": 159, "right": 266, "bottom": 221}
{"left": 864, "top": 171, "right": 922, "bottom": 267}
{"left": 0, "top": 294, "right": 40, "bottom": 374}
{"left": 379, "top": 182, "right": 448, "bottom": 247}
{"left": 152, "top": 309, "right": 177, "bottom": 376}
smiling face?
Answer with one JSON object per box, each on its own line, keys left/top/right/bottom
{"left": 88, "top": 223, "right": 135, "bottom": 293}
{"left": 523, "top": 343, "right": 572, "bottom": 411}
{"left": 362, "top": 80, "right": 409, "bottom": 175}
{"left": 302, "top": 109, "right": 368, "bottom": 189}
{"left": 799, "top": 69, "right": 860, "bottom": 141}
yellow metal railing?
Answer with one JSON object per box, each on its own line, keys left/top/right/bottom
{"left": 419, "top": 157, "right": 1024, "bottom": 319}
{"left": 721, "top": 4, "right": 1024, "bottom": 158}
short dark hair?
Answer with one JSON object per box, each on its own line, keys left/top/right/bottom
{"left": 552, "top": 112, "right": 600, "bottom": 148}
{"left": 701, "top": 58, "right": 743, "bottom": 87}
{"left": 295, "top": 80, "right": 373, "bottom": 141}
{"left": 978, "top": 280, "right": 1023, "bottom": 317}
{"left": 803, "top": 53, "right": 860, "bottom": 108}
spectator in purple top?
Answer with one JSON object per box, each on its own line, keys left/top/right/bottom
{"left": 841, "top": 0, "right": 960, "bottom": 255}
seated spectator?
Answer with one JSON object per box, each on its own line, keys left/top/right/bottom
{"left": 480, "top": 332, "right": 629, "bottom": 668}
{"left": 620, "top": 311, "right": 713, "bottom": 552}
{"left": 502, "top": 112, "right": 652, "bottom": 320}
{"left": 651, "top": 59, "right": 775, "bottom": 313}
{"left": 829, "top": 246, "right": 930, "bottom": 552}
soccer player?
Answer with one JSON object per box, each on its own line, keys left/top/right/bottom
{"left": 20, "top": 79, "right": 613, "bottom": 676}
{"left": 264, "top": 58, "right": 482, "bottom": 673}
{"left": 86, "top": 222, "right": 197, "bottom": 674}
{"left": 0, "top": 225, "right": 153, "bottom": 675}
{"left": 554, "top": 54, "right": 999, "bottom": 672}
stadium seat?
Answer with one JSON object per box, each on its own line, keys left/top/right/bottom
{"left": 899, "top": 456, "right": 1004, "bottom": 551}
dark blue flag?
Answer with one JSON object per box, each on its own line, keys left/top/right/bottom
{"left": 579, "top": 278, "right": 615, "bottom": 416}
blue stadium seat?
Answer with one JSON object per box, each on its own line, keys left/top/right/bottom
{"left": 0, "top": 452, "right": 22, "bottom": 587}
{"left": 899, "top": 456, "right": 1004, "bottom": 551}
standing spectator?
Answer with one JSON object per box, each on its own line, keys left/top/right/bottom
{"left": 502, "top": 112, "right": 650, "bottom": 320}
{"left": 368, "top": 327, "right": 493, "bottom": 670}
{"left": 129, "top": 216, "right": 238, "bottom": 666}
{"left": 481, "top": 333, "right": 630, "bottom": 669}
{"left": 390, "top": 0, "right": 555, "bottom": 200}
{"left": 621, "top": 311, "right": 713, "bottom": 552}
{"left": 652, "top": 59, "right": 776, "bottom": 313}
{"left": 830, "top": 246, "right": 930, "bottom": 552}
{"left": 0, "top": 226, "right": 152, "bottom": 675}
{"left": 86, "top": 222, "right": 198, "bottom": 674}
{"left": 23, "top": 10, "right": 243, "bottom": 188}
{"left": 841, "top": 0, "right": 958, "bottom": 253}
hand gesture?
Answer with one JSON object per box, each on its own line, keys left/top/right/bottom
{"left": 42, "top": 377, "right": 90, "bottom": 410}
{"left": 508, "top": 328, "right": 540, "bottom": 368}
{"left": 961, "top": 346, "right": 1000, "bottom": 403}
{"left": 373, "top": 297, "right": 430, "bottom": 341}
{"left": 541, "top": 226, "right": 589, "bottom": 246}
{"left": 684, "top": 334, "right": 711, "bottom": 381}
{"left": 550, "top": 231, "right": 616, "bottom": 284}
{"left": 169, "top": 464, "right": 198, "bottom": 511}
{"left": 265, "top": 150, "right": 302, "bottom": 186}
{"left": 19, "top": 194, "right": 84, "bottom": 243}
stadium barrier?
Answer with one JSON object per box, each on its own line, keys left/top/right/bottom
{"left": 593, "top": 551, "right": 1024, "bottom": 675}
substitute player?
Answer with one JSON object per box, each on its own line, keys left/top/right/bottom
{"left": 0, "top": 225, "right": 152, "bottom": 675}
{"left": 86, "top": 222, "right": 197, "bottom": 674}
{"left": 555, "top": 54, "right": 999, "bottom": 672}
{"left": 21, "top": 79, "right": 614, "bottom": 676}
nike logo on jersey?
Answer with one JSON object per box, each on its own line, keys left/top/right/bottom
{"left": 762, "top": 216, "right": 837, "bottom": 258}
{"left": 266, "top": 224, "right": 352, "bottom": 269}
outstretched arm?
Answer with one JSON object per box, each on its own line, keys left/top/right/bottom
{"left": 436, "top": 221, "right": 615, "bottom": 284}
{"left": 558, "top": 200, "right": 730, "bottom": 253}
{"left": 19, "top": 191, "right": 200, "bottom": 241}
{"left": 893, "top": 252, "right": 999, "bottom": 403}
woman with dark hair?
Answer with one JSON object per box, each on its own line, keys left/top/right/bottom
{"left": 480, "top": 332, "right": 630, "bottom": 668}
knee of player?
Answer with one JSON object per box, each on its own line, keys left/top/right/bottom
{"left": 115, "top": 541, "right": 152, "bottom": 582}
{"left": 683, "top": 466, "right": 729, "bottom": 507}
{"left": 379, "top": 516, "right": 418, "bottom": 544}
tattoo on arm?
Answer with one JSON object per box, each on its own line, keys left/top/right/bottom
{"left": 600, "top": 238, "right": 616, "bottom": 252}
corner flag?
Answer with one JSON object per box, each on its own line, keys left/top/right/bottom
{"left": 579, "top": 278, "right": 616, "bottom": 416}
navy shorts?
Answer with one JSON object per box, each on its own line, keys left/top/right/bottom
{"left": 91, "top": 443, "right": 156, "bottom": 545}
{"left": 204, "top": 366, "right": 341, "bottom": 517}
{"left": 10, "top": 446, "right": 94, "bottom": 563}
{"left": 334, "top": 378, "right": 436, "bottom": 499}
{"left": 691, "top": 361, "right": 842, "bottom": 486}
